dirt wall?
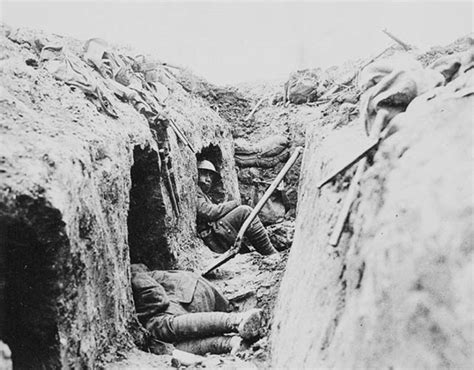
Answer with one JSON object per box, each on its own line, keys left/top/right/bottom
{"left": 271, "top": 70, "right": 473, "bottom": 367}
{"left": 0, "top": 25, "right": 238, "bottom": 368}
{"left": 149, "top": 67, "right": 240, "bottom": 269}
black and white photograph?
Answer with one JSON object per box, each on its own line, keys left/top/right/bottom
{"left": 0, "top": 0, "right": 473, "bottom": 368}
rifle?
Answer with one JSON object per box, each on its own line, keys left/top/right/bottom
{"left": 152, "top": 115, "right": 181, "bottom": 217}
{"left": 317, "top": 140, "right": 379, "bottom": 189}
{"left": 159, "top": 148, "right": 180, "bottom": 217}
{"left": 329, "top": 109, "right": 389, "bottom": 246}
{"left": 168, "top": 117, "right": 196, "bottom": 153}
{"left": 318, "top": 115, "right": 393, "bottom": 190}
{"left": 201, "top": 146, "right": 303, "bottom": 276}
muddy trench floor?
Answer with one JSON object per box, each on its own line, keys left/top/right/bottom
{"left": 187, "top": 249, "right": 290, "bottom": 369}
{"left": 206, "top": 249, "right": 290, "bottom": 366}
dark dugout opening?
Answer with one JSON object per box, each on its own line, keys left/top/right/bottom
{"left": 128, "top": 145, "right": 174, "bottom": 270}
{"left": 0, "top": 196, "right": 67, "bottom": 369}
{"left": 196, "top": 144, "right": 225, "bottom": 202}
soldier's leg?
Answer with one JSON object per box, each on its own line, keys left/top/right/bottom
{"left": 219, "top": 205, "right": 278, "bottom": 256}
{"left": 175, "top": 335, "right": 245, "bottom": 355}
{"left": 146, "top": 310, "right": 263, "bottom": 342}
{"left": 147, "top": 312, "right": 232, "bottom": 342}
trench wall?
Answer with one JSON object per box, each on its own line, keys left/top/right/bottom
{"left": 271, "top": 71, "right": 474, "bottom": 368}
{"left": 0, "top": 26, "right": 238, "bottom": 368}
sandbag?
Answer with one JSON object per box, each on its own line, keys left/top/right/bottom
{"left": 251, "top": 183, "right": 289, "bottom": 226}
{"left": 429, "top": 44, "right": 474, "bottom": 83}
{"left": 359, "top": 55, "right": 445, "bottom": 135}
{"left": 284, "top": 69, "right": 320, "bottom": 104}
{"left": 234, "top": 135, "right": 289, "bottom": 156}
{"left": 258, "top": 193, "right": 286, "bottom": 226}
{"left": 358, "top": 55, "right": 422, "bottom": 92}
{"left": 234, "top": 135, "right": 290, "bottom": 168}
{"left": 235, "top": 149, "right": 290, "bottom": 168}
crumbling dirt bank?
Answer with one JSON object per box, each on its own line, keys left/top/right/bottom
{"left": 271, "top": 51, "right": 473, "bottom": 368}
{"left": 0, "top": 25, "right": 238, "bottom": 368}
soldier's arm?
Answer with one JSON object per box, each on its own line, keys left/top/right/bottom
{"left": 197, "top": 193, "right": 239, "bottom": 221}
{"left": 131, "top": 272, "right": 170, "bottom": 319}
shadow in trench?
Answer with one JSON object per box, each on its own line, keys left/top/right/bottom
{"left": 128, "top": 145, "right": 175, "bottom": 270}
{"left": 0, "top": 197, "right": 68, "bottom": 369}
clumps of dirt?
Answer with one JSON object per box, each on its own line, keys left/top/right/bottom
{"left": 175, "top": 68, "right": 251, "bottom": 129}
{"left": 267, "top": 220, "right": 295, "bottom": 251}
{"left": 417, "top": 34, "right": 473, "bottom": 66}
{"left": 205, "top": 245, "right": 290, "bottom": 367}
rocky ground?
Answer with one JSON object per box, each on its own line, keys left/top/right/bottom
{"left": 207, "top": 248, "right": 291, "bottom": 365}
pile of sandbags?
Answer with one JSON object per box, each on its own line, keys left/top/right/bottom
{"left": 234, "top": 135, "right": 293, "bottom": 225}
{"left": 359, "top": 41, "right": 474, "bottom": 136}
{"left": 234, "top": 135, "right": 290, "bottom": 168}
{"left": 358, "top": 54, "right": 445, "bottom": 135}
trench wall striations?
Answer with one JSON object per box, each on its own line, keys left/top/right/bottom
{"left": 0, "top": 27, "right": 238, "bottom": 367}
{"left": 271, "top": 75, "right": 473, "bottom": 368}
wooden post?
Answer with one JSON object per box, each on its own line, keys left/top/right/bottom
{"left": 244, "top": 96, "right": 267, "bottom": 121}
{"left": 382, "top": 29, "right": 412, "bottom": 51}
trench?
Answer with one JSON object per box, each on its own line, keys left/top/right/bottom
{"left": 0, "top": 196, "right": 69, "bottom": 369}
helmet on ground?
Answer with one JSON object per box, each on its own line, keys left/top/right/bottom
{"left": 197, "top": 160, "right": 218, "bottom": 174}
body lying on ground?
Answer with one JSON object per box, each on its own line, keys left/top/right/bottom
{"left": 131, "top": 263, "right": 263, "bottom": 355}
{"left": 196, "top": 160, "right": 280, "bottom": 262}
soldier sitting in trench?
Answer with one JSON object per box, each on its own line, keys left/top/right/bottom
{"left": 131, "top": 263, "right": 263, "bottom": 355}
{"left": 196, "top": 160, "right": 280, "bottom": 261}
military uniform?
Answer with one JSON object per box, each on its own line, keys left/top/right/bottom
{"left": 196, "top": 187, "right": 277, "bottom": 255}
{"left": 131, "top": 266, "right": 260, "bottom": 355}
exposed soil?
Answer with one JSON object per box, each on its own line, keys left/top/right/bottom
{"left": 271, "top": 36, "right": 474, "bottom": 369}
{"left": 1, "top": 21, "right": 472, "bottom": 370}
{"left": 206, "top": 249, "right": 291, "bottom": 366}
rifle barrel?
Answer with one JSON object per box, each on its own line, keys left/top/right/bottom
{"left": 317, "top": 140, "right": 378, "bottom": 189}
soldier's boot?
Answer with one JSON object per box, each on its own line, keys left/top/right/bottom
{"left": 175, "top": 335, "right": 247, "bottom": 355}
{"left": 230, "top": 308, "right": 263, "bottom": 339}
{"left": 246, "top": 218, "right": 279, "bottom": 257}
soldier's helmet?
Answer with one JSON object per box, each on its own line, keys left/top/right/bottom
{"left": 197, "top": 160, "right": 218, "bottom": 174}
